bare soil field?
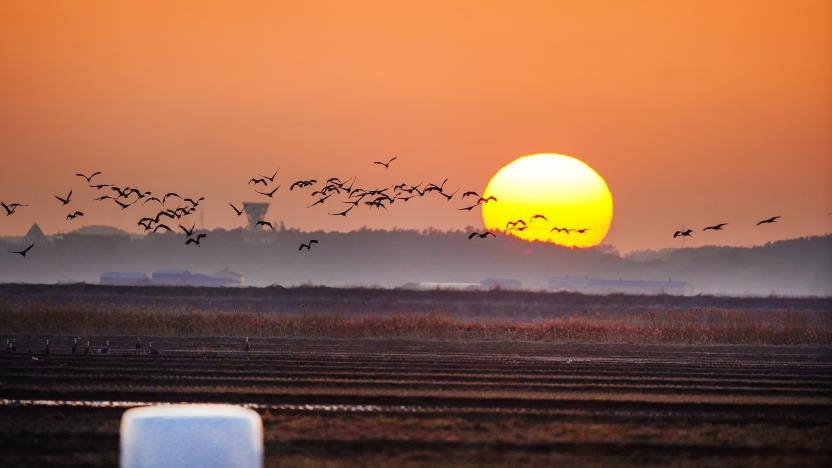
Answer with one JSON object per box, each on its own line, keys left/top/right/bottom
{"left": 1, "top": 337, "right": 830, "bottom": 467}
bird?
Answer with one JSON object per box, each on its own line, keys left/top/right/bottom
{"left": 179, "top": 224, "right": 195, "bottom": 237}
{"left": 255, "top": 186, "right": 279, "bottom": 198}
{"left": 55, "top": 190, "right": 72, "bottom": 205}
{"left": 9, "top": 244, "right": 34, "bottom": 257}
{"left": 299, "top": 240, "right": 319, "bottom": 251}
{"left": 75, "top": 171, "right": 102, "bottom": 183}
{"left": 66, "top": 211, "right": 84, "bottom": 220}
{"left": 530, "top": 214, "right": 548, "bottom": 222}
{"left": 458, "top": 204, "right": 480, "bottom": 211}
{"left": 373, "top": 156, "right": 397, "bottom": 168}
{"left": 183, "top": 197, "right": 204, "bottom": 207}
{"left": 468, "top": 231, "right": 496, "bottom": 239}
{"left": 573, "top": 228, "right": 591, "bottom": 234}
{"left": 703, "top": 223, "right": 728, "bottom": 231}
{"left": 162, "top": 192, "right": 181, "bottom": 204}
{"left": 229, "top": 203, "right": 244, "bottom": 216}
{"left": 153, "top": 224, "right": 173, "bottom": 234}
{"left": 256, "top": 220, "right": 274, "bottom": 230}
{"left": 673, "top": 229, "right": 694, "bottom": 238}
{"left": 308, "top": 194, "right": 333, "bottom": 207}
{"left": 185, "top": 234, "right": 207, "bottom": 246}
{"left": 462, "top": 191, "right": 479, "bottom": 199}
{"left": 550, "top": 226, "right": 571, "bottom": 234}
{"left": 478, "top": 196, "right": 498, "bottom": 204}
{"left": 757, "top": 216, "right": 781, "bottom": 225}
{"left": 114, "top": 199, "right": 134, "bottom": 210}
{"left": 505, "top": 219, "right": 526, "bottom": 230}
{"left": 2, "top": 202, "right": 26, "bottom": 216}
{"left": 89, "top": 183, "right": 112, "bottom": 190}
{"left": 141, "top": 196, "right": 164, "bottom": 206}
{"left": 249, "top": 177, "right": 268, "bottom": 186}
{"left": 260, "top": 170, "right": 279, "bottom": 182}
{"left": 329, "top": 206, "right": 354, "bottom": 217}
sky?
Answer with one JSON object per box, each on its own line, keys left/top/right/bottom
{"left": 0, "top": 0, "right": 830, "bottom": 253}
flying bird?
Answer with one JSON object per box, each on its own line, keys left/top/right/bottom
{"left": 153, "top": 224, "right": 173, "bottom": 234}
{"left": 505, "top": 219, "right": 526, "bottom": 230}
{"left": 673, "top": 229, "right": 694, "bottom": 238}
{"left": 66, "top": 211, "right": 84, "bottom": 220}
{"left": 55, "top": 190, "right": 72, "bottom": 205}
{"left": 255, "top": 186, "right": 280, "bottom": 198}
{"left": 249, "top": 177, "right": 268, "bottom": 186}
{"left": 298, "top": 240, "right": 319, "bottom": 251}
{"left": 373, "top": 156, "right": 397, "bottom": 168}
{"left": 185, "top": 233, "right": 207, "bottom": 246}
{"left": 467, "top": 231, "right": 496, "bottom": 239}
{"left": 703, "top": 223, "right": 728, "bottom": 231}
{"left": 757, "top": 216, "right": 781, "bottom": 225}
{"left": 179, "top": 224, "right": 195, "bottom": 237}
{"left": 478, "top": 196, "right": 498, "bottom": 204}
{"left": 573, "top": 228, "right": 591, "bottom": 234}
{"left": 329, "top": 206, "right": 354, "bottom": 217}
{"left": 75, "top": 171, "right": 102, "bottom": 183}
{"left": 550, "top": 226, "right": 571, "bottom": 234}
{"left": 256, "top": 220, "right": 274, "bottom": 230}
{"left": 260, "top": 170, "right": 279, "bottom": 182}
{"left": 9, "top": 244, "right": 34, "bottom": 257}
{"left": 1, "top": 202, "right": 26, "bottom": 216}
{"left": 162, "top": 192, "right": 181, "bottom": 204}
{"left": 462, "top": 191, "right": 479, "bottom": 199}
{"left": 530, "top": 214, "right": 548, "bottom": 222}
{"left": 229, "top": 203, "right": 244, "bottom": 216}
{"left": 114, "top": 199, "right": 134, "bottom": 210}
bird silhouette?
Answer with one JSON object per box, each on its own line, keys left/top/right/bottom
{"left": 162, "top": 192, "right": 181, "bottom": 204}
{"left": 550, "top": 226, "right": 571, "bottom": 234}
{"left": 249, "top": 177, "right": 268, "bottom": 186}
{"left": 530, "top": 214, "right": 548, "bottom": 222}
{"left": 477, "top": 196, "right": 498, "bottom": 204}
{"left": 260, "top": 170, "right": 279, "bottom": 182}
{"left": 185, "top": 234, "right": 207, "bottom": 246}
{"left": 703, "top": 223, "right": 728, "bottom": 231}
{"left": 75, "top": 171, "right": 102, "bottom": 183}
{"left": 329, "top": 206, "right": 354, "bottom": 216}
{"left": 66, "top": 211, "right": 84, "bottom": 220}
{"left": 9, "top": 244, "right": 34, "bottom": 257}
{"left": 256, "top": 220, "right": 274, "bottom": 230}
{"left": 229, "top": 203, "right": 244, "bottom": 216}
{"left": 299, "top": 240, "right": 319, "bottom": 251}
{"left": 89, "top": 183, "right": 111, "bottom": 190}
{"left": 757, "top": 216, "right": 781, "bottom": 225}
{"left": 141, "top": 196, "right": 163, "bottom": 206}
{"left": 458, "top": 203, "right": 480, "bottom": 211}
{"left": 462, "top": 191, "right": 479, "bottom": 199}
{"left": 114, "top": 199, "right": 134, "bottom": 210}
{"left": 505, "top": 219, "right": 526, "bottom": 230}
{"left": 309, "top": 194, "right": 333, "bottom": 207}
{"left": 467, "top": 231, "right": 496, "bottom": 239}
{"left": 179, "top": 224, "right": 195, "bottom": 237}
{"left": 183, "top": 197, "right": 204, "bottom": 207}
{"left": 573, "top": 228, "right": 591, "bottom": 234}
{"left": 55, "top": 190, "right": 72, "bottom": 205}
{"left": 1, "top": 202, "right": 26, "bottom": 216}
{"left": 255, "top": 186, "right": 280, "bottom": 198}
{"left": 373, "top": 156, "right": 397, "bottom": 168}
{"left": 673, "top": 229, "right": 694, "bottom": 238}
{"left": 153, "top": 224, "right": 173, "bottom": 233}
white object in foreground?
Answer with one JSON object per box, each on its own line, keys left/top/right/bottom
{"left": 120, "top": 404, "right": 263, "bottom": 468}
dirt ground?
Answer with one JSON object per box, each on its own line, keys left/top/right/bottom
{"left": 1, "top": 337, "right": 830, "bottom": 467}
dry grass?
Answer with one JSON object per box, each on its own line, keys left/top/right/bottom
{"left": 1, "top": 299, "right": 829, "bottom": 345}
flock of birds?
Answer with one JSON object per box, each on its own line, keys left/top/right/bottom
{"left": 0, "top": 156, "right": 802, "bottom": 259}
{"left": 7, "top": 336, "right": 260, "bottom": 359}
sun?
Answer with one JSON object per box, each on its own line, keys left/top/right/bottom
{"left": 481, "top": 153, "right": 613, "bottom": 248}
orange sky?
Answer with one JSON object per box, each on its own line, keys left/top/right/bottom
{"left": 1, "top": 0, "right": 830, "bottom": 252}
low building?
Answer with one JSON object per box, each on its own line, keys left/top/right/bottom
{"left": 100, "top": 272, "right": 150, "bottom": 286}
{"left": 549, "top": 275, "right": 690, "bottom": 295}
{"left": 213, "top": 268, "right": 245, "bottom": 286}
{"left": 151, "top": 268, "right": 244, "bottom": 287}
{"left": 152, "top": 269, "right": 192, "bottom": 286}
{"left": 401, "top": 282, "right": 482, "bottom": 291}
{"left": 480, "top": 278, "right": 523, "bottom": 290}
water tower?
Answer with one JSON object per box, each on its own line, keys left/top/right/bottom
{"left": 242, "top": 202, "right": 270, "bottom": 231}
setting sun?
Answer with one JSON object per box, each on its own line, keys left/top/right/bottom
{"left": 482, "top": 153, "right": 614, "bottom": 248}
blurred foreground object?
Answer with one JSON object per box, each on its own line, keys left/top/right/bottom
{"left": 120, "top": 404, "right": 263, "bottom": 468}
